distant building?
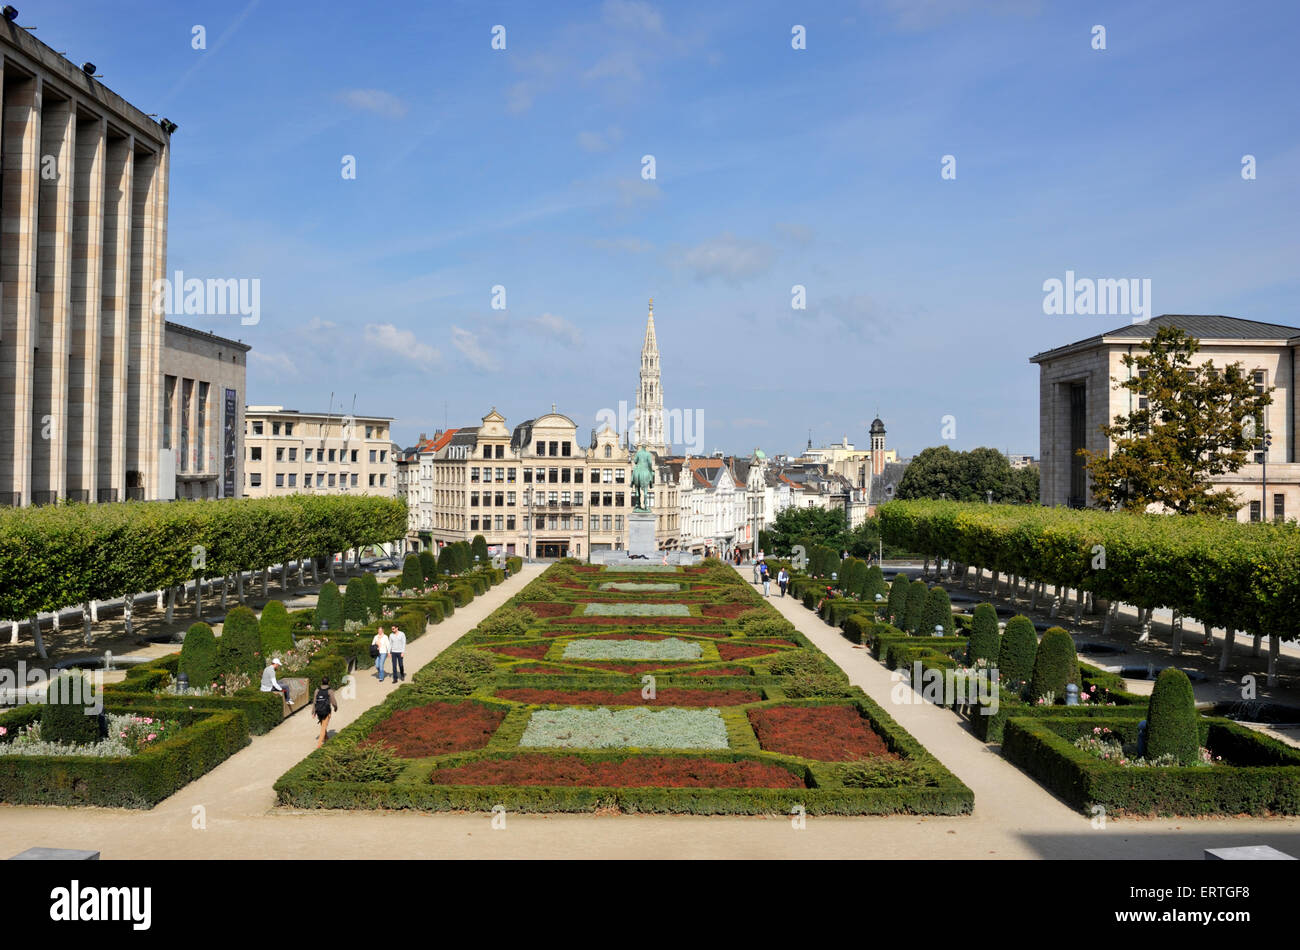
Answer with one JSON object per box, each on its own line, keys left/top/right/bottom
{"left": 1007, "top": 454, "right": 1037, "bottom": 470}
{"left": 1031, "top": 314, "right": 1300, "bottom": 521}
{"left": 243, "top": 406, "right": 394, "bottom": 497}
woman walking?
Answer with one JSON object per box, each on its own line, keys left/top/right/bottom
{"left": 312, "top": 676, "right": 338, "bottom": 748}
{"left": 372, "top": 626, "right": 391, "bottom": 682}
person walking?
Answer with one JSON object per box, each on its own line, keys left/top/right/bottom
{"left": 761, "top": 561, "right": 771, "bottom": 597}
{"left": 778, "top": 567, "right": 789, "bottom": 598}
{"left": 312, "top": 676, "right": 338, "bottom": 748}
{"left": 372, "top": 626, "right": 390, "bottom": 682}
{"left": 388, "top": 624, "right": 407, "bottom": 682}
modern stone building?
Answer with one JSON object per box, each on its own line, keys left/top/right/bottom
{"left": 0, "top": 21, "right": 173, "bottom": 505}
{"left": 1031, "top": 314, "right": 1300, "bottom": 521}
{"left": 159, "top": 322, "right": 248, "bottom": 500}
{"left": 243, "top": 406, "right": 395, "bottom": 497}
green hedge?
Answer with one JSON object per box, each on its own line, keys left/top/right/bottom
{"left": 0, "top": 704, "right": 249, "bottom": 808}
{"left": 1002, "top": 715, "right": 1300, "bottom": 816}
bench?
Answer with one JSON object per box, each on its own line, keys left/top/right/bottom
{"left": 278, "top": 677, "right": 310, "bottom": 717}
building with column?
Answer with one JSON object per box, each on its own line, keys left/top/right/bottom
{"left": 1031, "top": 313, "right": 1300, "bottom": 522}
{"left": 0, "top": 21, "right": 173, "bottom": 505}
{"left": 242, "top": 406, "right": 395, "bottom": 497}
{"left": 159, "top": 322, "right": 248, "bottom": 500}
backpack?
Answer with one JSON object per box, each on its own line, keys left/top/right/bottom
{"left": 313, "top": 687, "right": 332, "bottom": 719}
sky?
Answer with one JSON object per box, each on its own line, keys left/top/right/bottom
{"left": 37, "top": 0, "right": 1300, "bottom": 457}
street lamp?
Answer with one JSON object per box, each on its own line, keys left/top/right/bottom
{"left": 985, "top": 490, "right": 993, "bottom": 505}
{"left": 525, "top": 489, "right": 533, "bottom": 563}
{"left": 1262, "top": 430, "right": 1273, "bottom": 522}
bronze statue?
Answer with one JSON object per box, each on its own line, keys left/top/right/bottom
{"left": 631, "top": 444, "right": 655, "bottom": 512}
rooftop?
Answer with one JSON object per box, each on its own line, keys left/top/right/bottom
{"left": 1031, "top": 314, "right": 1300, "bottom": 363}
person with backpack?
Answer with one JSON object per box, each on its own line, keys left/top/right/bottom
{"left": 760, "top": 561, "right": 771, "bottom": 597}
{"left": 388, "top": 624, "right": 407, "bottom": 682}
{"left": 313, "top": 676, "right": 338, "bottom": 748}
{"left": 371, "top": 626, "right": 390, "bottom": 682}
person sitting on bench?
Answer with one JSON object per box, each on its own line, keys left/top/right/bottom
{"left": 260, "top": 657, "right": 293, "bottom": 707}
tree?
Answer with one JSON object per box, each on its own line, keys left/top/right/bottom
{"left": 764, "top": 506, "right": 850, "bottom": 557}
{"left": 342, "top": 579, "right": 370, "bottom": 624}
{"left": 258, "top": 600, "right": 293, "bottom": 654}
{"left": 471, "top": 534, "right": 490, "bottom": 566}
{"left": 217, "top": 606, "right": 264, "bottom": 679}
{"left": 967, "top": 603, "right": 1000, "bottom": 664}
{"left": 418, "top": 549, "right": 437, "bottom": 582}
{"left": 402, "top": 554, "right": 424, "bottom": 590}
{"left": 1146, "top": 668, "right": 1199, "bottom": 765}
{"left": 903, "top": 580, "right": 929, "bottom": 634}
{"left": 1029, "top": 627, "right": 1079, "bottom": 703}
{"left": 886, "top": 573, "right": 910, "bottom": 626}
{"left": 920, "top": 586, "right": 955, "bottom": 636}
{"left": 1081, "top": 325, "right": 1272, "bottom": 516}
{"left": 998, "top": 615, "right": 1038, "bottom": 686}
{"left": 315, "top": 581, "right": 343, "bottom": 630}
{"left": 897, "top": 445, "right": 1030, "bottom": 504}
{"left": 179, "top": 622, "right": 219, "bottom": 686}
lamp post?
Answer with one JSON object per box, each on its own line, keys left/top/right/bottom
{"left": 985, "top": 489, "right": 993, "bottom": 505}
{"left": 1262, "top": 430, "right": 1273, "bottom": 522}
{"left": 525, "top": 489, "right": 533, "bottom": 563}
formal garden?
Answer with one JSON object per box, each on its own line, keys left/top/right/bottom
{"left": 778, "top": 502, "right": 1300, "bottom": 818}
{"left": 274, "top": 559, "right": 973, "bottom": 815}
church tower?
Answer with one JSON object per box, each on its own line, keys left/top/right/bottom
{"left": 634, "top": 298, "right": 667, "bottom": 455}
{"left": 870, "top": 416, "right": 887, "bottom": 476}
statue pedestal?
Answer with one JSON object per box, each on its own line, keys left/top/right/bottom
{"left": 628, "top": 512, "right": 657, "bottom": 558}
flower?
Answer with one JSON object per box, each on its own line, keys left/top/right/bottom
{"left": 146, "top": 733, "right": 157, "bottom": 741}
{"left": 0, "top": 727, "right": 6, "bottom": 736}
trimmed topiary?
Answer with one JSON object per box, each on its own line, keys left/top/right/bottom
{"left": 1146, "top": 668, "right": 1200, "bottom": 765}
{"left": 258, "top": 600, "right": 294, "bottom": 655}
{"left": 967, "top": 603, "right": 1000, "bottom": 666}
{"left": 179, "top": 622, "right": 219, "bottom": 686}
{"left": 998, "top": 615, "right": 1038, "bottom": 686}
{"left": 418, "top": 549, "right": 437, "bottom": 583}
{"left": 41, "top": 673, "right": 100, "bottom": 745}
{"left": 886, "top": 573, "right": 910, "bottom": 626}
{"left": 315, "top": 581, "right": 343, "bottom": 631}
{"left": 471, "top": 534, "right": 490, "bottom": 566}
{"left": 920, "top": 586, "right": 955, "bottom": 637}
{"left": 361, "top": 572, "right": 382, "bottom": 619}
{"left": 861, "top": 565, "right": 888, "bottom": 603}
{"left": 903, "top": 579, "right": 929, "bottom": 634}
{"left": 402, "top": 554, "right": 424, "bottom": 591}
{"left": 1029, "top": 626, "right": 1079, "bottom": 703}
{"left": 217, "top": 606, "right": 264, "bottom": 680}
{"left": 343, "top": 580, "right": 370, "bottom": 625}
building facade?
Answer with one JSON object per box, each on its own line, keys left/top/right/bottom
{"left": 1031, "top": 314, "right": 1300, "bottom": 522}
{"left": 0, "top": 23, "right": 173, "bottom": 505}
{"left": 242, "top": 406, "right": 395, "bottom": 497}
{"left": 159, "top": 322, "right": 248, "bottom": 500}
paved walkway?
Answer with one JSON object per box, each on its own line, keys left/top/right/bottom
{"left": 0, "top": 563, "right": 1296, "bottom": 860}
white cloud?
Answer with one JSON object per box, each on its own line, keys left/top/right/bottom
{"left": 577, "top": 125, "right": 623, "bottom": 152}
{"left": 364, "top": 323, "right": 440, "bottom": 365}
{"left": 451, "top": 326, "right": 498, "bottom": 371}
{"left": 602, "top": 0, "right": 664, "bottom": 33}
{"left": 669, "top": 233, "right": 775, "bottom": 283}
{"left": 584, "top": 54, "right": 643, "bottom": 83}
{"left": 614, "top": 177, "right": 661, "bottom": 206}
{"left": 336, "top": 89, "right": 408, "bottom": 119}
{"left": 306, "top": 316, "right": 337, "bottom": 331}
{"left": 589, "top": 236, "right": 654, "bottom": 254}
{"left": 775, "top": 222, "right": 814, "bottom": 245}
{"left": 248, "top": 350, "right": 298, "bottom": 376}
{"left": 530, "top": 312, "right": 583, "bottom": 346}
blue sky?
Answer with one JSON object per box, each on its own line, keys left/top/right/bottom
{"left": 41, "top": 0, "right": 1300, "bottom": 456}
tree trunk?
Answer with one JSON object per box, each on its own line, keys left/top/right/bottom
{"left": 237, "top": 572, "right": 246, "bottom": 604}
{"left": 1268, "top": 633, "right": 1280, "bottom": 687}
{"left": 1138, "top": 611, "right": 1151, "bottom": 643}
{"left": 1171, "top": 609, "right": 1182, "bottom": 656}
{"left": 1049, "top": 586, "right": 1061, "bottom": 618}
{"left": 52, "top": 610, "right": 59, "bottom": 634}
{"left": 1252, "top": 631, "right": 1262, "bottom": 656}
{"left": 123, "top": 596, "right": 134, "bottom": 637}
{"left": 1102, "top": 601, "right": 1116, "bottom": 637}
{"left": 82, "top": 602, "right": 93, "bottom": 646}
{"left": 165, "top": 587, "right": 176, "bottom": 624}
{"left": 30, "top": 614, "right": 48, "bottom": 660}
{"left": 8, "top": 620, "right": 17, "bottom": 645}
{"left": 990, "top": 571, "right": 1000, "bottom": 597}
{"left": 1009, "top": 574, "right": 1018, "bottom": 604}
{"left": 220, "top": 576, "right": 228, "bottom": 610}
{"left": 194, "top": 579, "right": 204, "bottom": 619}
{"left": 1072, "top": 591, "right": 1082, "bottom": 627}
{"left": 1218, "top": 629, "right": 1236, "bottom": 672}
{"left": 91, "top": 599, "right": 99, "bottom": 622}
{"left": 1030, "top": 581, "right": 1040, "bottom": 611}
{"left": 922, "top": 556, "right": 930, "bottom": 579}
{"left": 261, "top": 566, "right": 269, "bottom": 596}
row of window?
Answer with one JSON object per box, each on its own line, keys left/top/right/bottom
{"left": 467, "top": 514, "right": 625, "bottom": 532}
{"left": 248, "top": 421, "right": 389, "bottom": 440}
{"left": 467, "top": 467, "right": 628, "bottom": 484}
{"left": 249, "top": 446, "right": 388, "bottom": 464}
{"left": 248, "top": 472, "right": 389, "bottom": 488}
{"left": 467, "top": 491, "right": 635, "bottom": 507}
{"left": 1248, "top": 494, "right": 1285, "bottom": 523}
{"left": 473, "top": 441, "right": 620, "bottom": 459}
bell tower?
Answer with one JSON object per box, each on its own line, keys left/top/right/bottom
{"left": 634, "top": 298, "right": 667, "bottom": 455}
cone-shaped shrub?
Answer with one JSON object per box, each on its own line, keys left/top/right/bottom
{"left": 418, "top": 549, "right": 437, "bottom": 582}
{"left": 1147, "top": 668, "right": 1200, "bottom": 765}
{"left": 343, "top": 579, "right": 370, "bottom": 624}
{"left": 315, "top": 581, "right": 343, "bottom": 631}
{"left": 903, "top": 580, "right": 929, "bottom": 634}
{"left": 258, "top": 600, "right": 293, "bottom": 655}
{"left": 886, "top": 573, "right": 910, "bottom": 625}
{"left": 1029, "top": 626, "right": 1079, "bottom": 703}
{"left": 998, "top": 615, "right": 1038, "bottom": 686}
{"left": 217, "top": 606, "right": 264, "bottom": 680}
{"left": 361, "top": 572, "right": 382, "bottom": 618}
{"left": 41, "top": 673, "right": 100, "bottom": 744}
{"left": 179, "top": 621, "right": 219, "bottom": 686}
{"left": 471, "top": 534, "right": 489, "bottom": 566}
{"left": 861, "top": 565, "right": 888, "bottom": 603}
{"left": 402, "top": 554, "right": 424, "bottom": 590}
{"left": 967, "top": 603, "right": 1000, "bottom": 665}
{"left": 920, "top": 586, "right": 955, "bottom": 637}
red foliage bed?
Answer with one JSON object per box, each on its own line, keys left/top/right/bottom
{"left": 494, "top": 687, "right": 761, "bottom": 706}
{"left": 701, "top": 603, "right": 754, "bottom": 618}
{"left": 364, "top": 702, "right": 506, "bottom": 757}
{"left": 522, "top": 602, "right": 574, "bottom": 617}
{"left": 430, "top": 753, "right": 805, "bottom": 788}
{"left": 487, "top": 643, "right": 551, "bottom": 659}
{"left": 677, "top": 665, "right": 752, "bottom": 677}
{"left": 716, "top": 642, "right": 783, "bottom": 660}
{"left": 747, "top": 705, "right": 896, "bottom": 761}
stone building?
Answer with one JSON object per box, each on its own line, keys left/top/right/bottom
{"left": 1031, "top": 313, "right": 1300, "bottom": 521}
{"left": 242, "top": 406, "right": 394, "bottom": 497}
{"left": 0, "top": 21, "right": 173, "bottom": 505}
{"left": 159, "top": 322, "right": 248, "bottom": 500}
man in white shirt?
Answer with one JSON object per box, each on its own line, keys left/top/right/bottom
{"left": 260, "top": 657, "right": 292, "bottom": 706}
{"left": 388, "top": 626, "right": 407, "bottom": 682}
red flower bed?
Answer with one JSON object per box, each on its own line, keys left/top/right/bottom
{"left": 431, "top": 754, "right": 804, "bottom": 788}
{"left": 701, "top": 603, "right": 752, "bottom": 618}
{"left": 487, "top": 643, "right": 550, "bottom": 659}
{"left": 363, "top": 702, "right": 506, "bottom": 758}
{"left": 522, "top": 602, "right": 574, "bottom": 617}
{"left": 717, "top": 642, "right": 782, "bottom": 660}
{"left": 679, "top": 665, "right": 751, "bottom": 677}
{"left": 748, "top": 705, "right": 896, "bottom": 761}
{"left": 746, "top": 638, "right": 797, "bottom": 647}
{"left": 564, "top": 616, "right": 722, "bottom": 626}
{"left": 495, "top": 687, "right": 761, "bottom": 706}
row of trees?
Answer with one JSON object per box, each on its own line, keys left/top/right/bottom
{"left": 0, "top": 495, "right": 406, "bottom": 658}
{"left": 877, "top": 499, "right": 1300, "bottom": 684}
{"left": 896, "top": 446, "right": 1039, "bottom": 504}
{"left": 759, "top": 506, "right": 915, "bottom": 560}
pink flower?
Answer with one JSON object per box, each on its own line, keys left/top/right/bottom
{"left": 146, "top": 733, "right": 157, "bottom": 741}
{"left": 0, "top": 726, "right": 6, "bottom": 736}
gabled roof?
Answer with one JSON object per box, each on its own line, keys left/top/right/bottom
{"left": 1031, "top": 314, "right": 1300, "bottom": 363}
{"left": 868, "top": 461, "right": 910, "bottom": 506}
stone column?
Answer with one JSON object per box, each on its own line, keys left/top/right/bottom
{"left": 67, "top": 113, "right": 106, "bottom": 499}
{"left": 126, "top": 147, "right": 161, "bottom": 498}
{"left": 97, "top": 133, "right": 133, "bottom": 501}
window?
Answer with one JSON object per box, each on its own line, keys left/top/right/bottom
{"left": 250, "top": 447, "right": 262, "bottom": 461}
{"left": 604, "top": 492, "right": 613, "bottom": 507}
{"left": 548, "top": 468, "right": 559, "bottom": 483}
{"left": 1250, "top": 500, "right": 1261, "bottom": 522}
{"left": 507, "top": 516, "right": 516, "bottom": 530}
{"left": 275, "top": 473, "right": 285, "bottom": 488}
{"left": 574, "top": 491, "right": 584, "bottom": 505}
{"left": 603, "top": 516, "right": 612, "bottom": 532}
{"left": 615, "top": 469, "right": 625, "bottom": 483}
{"left": 535, "top": 442, "right": 545, "bottom": 456}
{"left": 316, "top": 473, "right": 325, "bottom": 487}
{"left": 575, "top": 516, "right": 582, "bottom": 530}
{"left": 365, "top": 425, "right": 374, "bottom": 439}
{"left": 495, "top": 467, "right": 505, "bottom": 482}
{"left": 549, "top": 441, "right": 558, "bottom": 456}
{"left": 352, "top": 474, "right": 358, "bottom": 487}
{"left": 1253, "top": 371, "right": 1268, "bottom": 463}
{"left": 548, "top": 491, "right": 558, "bottom": 505}
{"left": 508, "top": 492, "right": 516, "bottom": 505}
{"left": 548, "top": 516, "right": 558, "bottom": 531}
{"left": 483, "top": 445, "right": 492, "bottom": 458}
{"left": 1274, "top": 493, "right": 1285, "bottom": 523}
{"left": 494, "top": 515, "right": 504, "bottom": 531}
{"left": 535, "top": 468, "right": 545, "bottom": 482}
{"left": 561, "top": 442, "right": 571, "bottom": 457}
{"left": 574, "top": 469, "right": 584, "bottom": 484}
{"left": 249, "top": 472, "right": 262, "bottom": 487}
{"left": 351, "top": 450, "right": 358, "bottom": 463}
{"left": 328, "top": 473, "right": 337, "bottom": 487}
{"left": 561, "top": 515, "right": 571, "bottom": 530}
{"left": 615, "top": 516, "right": 623, "bottom": 531}
{"left": 288, "top": 474, "right": 297, "bottom": 487}
{"left": 507, "top": 468, "right": 516, "bottom": 483}
{"left": 471, "top": 467, "right": 480, "bottom": 483}
{"left": 369, "top": 474, "right": 376, "bottom": 486}
{"left": 273, "top": 422, "right": 281, "bottom": 436}
{"left": 561, "top": 468, "right": 571, "bottom": 483}
{"left": 604, "top": 446, "right": 612, "bottom": 458}
{"left": 522, "top": 469, "right": 532, "bottom": 483}
{"left": 561, "top": 491, "right": 571, "bottom": 505}
{"left": 180, "top": 380, "right": 193, "bottom": 473}
{"left": 288, "top": 448, "right": 297, "bottom": 462}
{"left": 304, "top": 448, "right": 313, "bottom": 463}
{"left": 379, "top": 474, "right": 386, "bottom": 486}
{"left": 470, "top": 517, "right": 480, "bottom": 531}
{"left": 603, "top": 469, "right": 613, "bottom": 484}
{"left": 284, "top": 423, "right": 294, "bottom": 437}
{"left": 276, "top": 447, "right": 284, "bottom": 462}
{"left": 328, "top": 449, "right": 337, "bottom": 463}
{"left": 251, "top": 420, "right": 263, "bottom": 436}
{"left": 495, "top": 492, "right": 505, "bottom": 507}
{"left": 471, "top": 492, "right": 480, "bottom": 506}
{"left": 495, "top": 445, "right": 504, "bottom": 459}
{"left": 163, "top": 376, "right": 176, "bottom": 449}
